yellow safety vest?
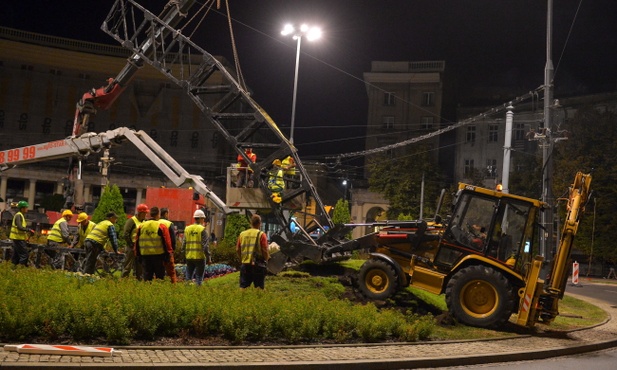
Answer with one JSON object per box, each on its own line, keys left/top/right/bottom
{"left": 268, "top": 168, "right": 285, "bottom": 192}
{"left": 138, "top": 220, "right": 164, "bottom": 255}
{"left": 239, "top": 229, "right": 263, "bottom": 264}
{"left": 184, "top": 223, "right": 206, "bottom": 260}
{"left": 159, "top": 219, "right": 171, "bottom": 228}
{"left": 130, "top": 216, "right": 142, "bottom": 243}
{"left": 282, "top": 156, "right": 296, "bottom": 175}
{"left": 77, "top": 221, "right": 96, "bottom": 248}
{"left": 9, "top": 211, "right": 28, "bottom": 240}
{"left": 86, "top": 220, "right": 113, "bottom": 245}
{"left": 47, "top": 218, "right": 67, "bottom": 243}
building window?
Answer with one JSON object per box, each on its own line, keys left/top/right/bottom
{"left": 421, "top": 116, "right": 434, "bottom": 130}
{"left": 191, "top": 132, "right": 199, "bottom": 148}
{"left": 21, "top": 65, "right": 33, "bottom": 71}
{"left": 382, "top": 116, "right": 395, "bottom": 130}
{"left": 49, "top": 69, "right": 62, "bottom": 76}
{"left": 78, "top": 73, "right": 90, "bottom": 80}
{"left": 466, "top": 126, "right": 476, "bottom": 143}
{"left": 170, "top": 130, "right": 178, "bottom": 147}
{"left": 421, "top": 92, "right": 434, "bottom": 106}
{"left": 486, "top": 159, "right": 497, "bottom": 179}
{"left": 383, "top": 92, "right": 396, "bottom": 106}
{"left": 488, "top": 124, "right": 499, "bottom": 142}
{"left": 464, "top": 159, "right": 474, "bottom": 176}
{"left": 514, "top": 123, "right": 525, "bottom": 140}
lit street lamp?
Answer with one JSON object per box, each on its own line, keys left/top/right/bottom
{"left": 281, "top": 23, "right": 322, "bottom": 144}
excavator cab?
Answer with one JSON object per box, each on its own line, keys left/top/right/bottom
{"left": 439, "top": 185, "right": 540, "bottom": 276}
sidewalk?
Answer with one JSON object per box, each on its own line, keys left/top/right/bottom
{"left": 2, "top": 292, "right": 616, "bottom": 369}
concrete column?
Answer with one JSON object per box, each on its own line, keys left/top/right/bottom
{"left": 55, "top": 181, "right": 63, "bottom": 194}
{"left": 136, "top": 188, "right": 144, "bottom": 205}
{"left": 83, "top": 183, "right": 91, "bottom": 204}
{"left": 0, "top": 176, "right": 7, "bottom": 210}
{"left": 27, "top": 179, "right": 36, "bottom": 210}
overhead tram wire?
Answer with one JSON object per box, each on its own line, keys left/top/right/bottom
{"left": 327, "top": 86, "right": 544, "bottom": 161}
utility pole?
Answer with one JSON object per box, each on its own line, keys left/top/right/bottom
{"left": 502, "top": 104, "right": 514, "bottom": 193}
{"left": 541, "top": 0, "right": 555, "bottom": 262}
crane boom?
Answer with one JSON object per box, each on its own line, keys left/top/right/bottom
{"left": 0, "top": 127, "right": 231, "bottom": 214}
{"left": 100, "top": 0, "right": 349, "bottom": 267}
{"left": 72, "top": 0, "right": 198, "bottom": 136}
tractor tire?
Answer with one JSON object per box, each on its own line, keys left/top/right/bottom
{"left": 445, "top": 265, "right": 515, "bottom": 328}
{"left": 358, "top": 259, "right": 398, "bottom": 300}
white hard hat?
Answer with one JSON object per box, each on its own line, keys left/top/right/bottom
{"left": 193, "top": 210, "right": 206, "bottom": 218}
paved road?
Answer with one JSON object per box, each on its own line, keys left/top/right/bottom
{"left": 2, "top": 284, "right": 617, "bottom": 369}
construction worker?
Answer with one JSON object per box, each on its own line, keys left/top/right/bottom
{"left": 134, "top": 206, "right": 174, "bottom": 282}
{"left": 121, "top": 203, "right": 148, "bottom": 279}
{"left": 82, "top": 212, "right": 120, "bottom": 275}
{"left": 46, "top": 209, "right": 74, "bottom": 269}
{"left": 9, "top": 200, "right": 34, "bottom": 266}
{"left": 268, "top": 159, "right": 285, "bottom": 203}
{"left": 183, "top": 209, "right": 211, "bottom": 285}
{"left": 281, "top": 155, "right": 297, "bottom": 189}
{"left": 70, "top": 212, "right": 95, "bottom": 271}
{"left": 47, "top": 210, "right": 73, "bottom": 247}
{"left": 236, "top": 147, "right": 257, "bottom": 187}
{"left": 236, "top": 214, "right": 270, "bottom": 289}
{"left": 73, "top": 213, "right": 95, "bottom": 249}
{"left": 159, "top": 207, "right": 178, "bottom": 283}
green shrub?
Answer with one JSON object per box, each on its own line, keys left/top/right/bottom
{"left": 0, "top": 262, "right": 435, "bottom": 345}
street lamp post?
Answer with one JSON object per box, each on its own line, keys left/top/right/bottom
{"left": 281, "top": 23, "right": 322, "bottom": 144}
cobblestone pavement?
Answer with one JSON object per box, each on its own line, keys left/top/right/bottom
{"left": 2, "top": 291, "right": 617, "bottom": 369}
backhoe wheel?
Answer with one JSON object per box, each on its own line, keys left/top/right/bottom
{"left": 358, "top": 259, "right": 398, "bottom": 300}
{"left": 445, "top": 265, "right": 514, "bottom": 328}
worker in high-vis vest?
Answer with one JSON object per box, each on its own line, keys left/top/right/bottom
{"left": 121, "top": 203, "right": 149, "bottom": 279}
{"left": 155, "top": 207, "right": 178, "bottom": 283}
{"left": 183, "top": 209, "right": 211, "bottom": 285}
{"left": 73, "top": 212, "right": 96, "bottom": 249}
{"left": 236, "top": 214, "right": 269, "bottom": 289}
{"left": 47, "top": 209, "right": 73, "bottom": 247}
{"left": 9, "top": 200, "right": 35, "bottom": 266}
{"left": 268, "top": 159, "right": 285, "bottom": 203}
{"left": 134, "top": 206, "right": 174, "bottom": 282}
{"left": 82, "top": 212, "right": 120, "bottom": 275}
{"left": 281, "top": 155, "right": 297, "bottom": 189}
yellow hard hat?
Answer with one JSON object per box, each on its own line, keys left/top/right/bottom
{"left": 62, "top": 209, "right": 74, "bottom": 217}
{"left": 272, "top": 159, "right": 282, "bottom": 166}
{"left": 76, "top": 212, "right": 89, "bottom": 223}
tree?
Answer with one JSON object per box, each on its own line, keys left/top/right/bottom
{"left": 332, "top": 198, "right": 352, "bottom": 238}
{"left": 332, "top": 199, "right": 351, "bottom": 225}
{"left": 222, "top": 212, "right": 251, "bottom": 243}
{"left": 367, "top": 145, "right": 444, "bottom": 219}
{"left": 92, "top": 184, "right": 127, "bottom": 246}
{"left": 553, "top": 107, "right": 617, "bottom": 263}
{"left": 212, "top": 212, "right": 251, "bottom": 266}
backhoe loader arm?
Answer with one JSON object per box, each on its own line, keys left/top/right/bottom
{"left": 547, "top": 171, "right": 592, "bottom": 297}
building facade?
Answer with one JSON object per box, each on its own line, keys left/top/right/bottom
{"left": 454, "top": 91, "right": 617, "bottom": 189}
{"left": 363, "top": 61, "right": 445, "bottom": 161}
{"left": 0, "top": 27, "right": 233, "bottom": 215}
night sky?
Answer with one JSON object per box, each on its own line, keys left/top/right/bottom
{"left": 2, "top": 0, "right": 616, "bottom": 166}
